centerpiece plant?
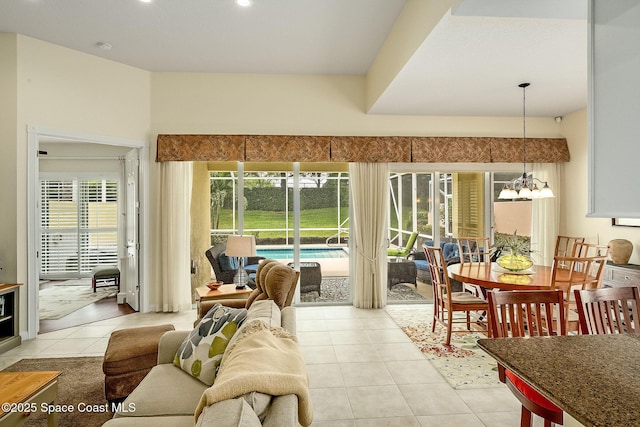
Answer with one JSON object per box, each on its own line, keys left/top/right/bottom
{"left": 494, "top": 231, "right": 534, "bottom": 272}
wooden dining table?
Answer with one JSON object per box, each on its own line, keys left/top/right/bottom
{"left": 477, "top": 334, "right": 640, "bottom": 427}
{"left": 447, "top": 262, "right": 554, "bottom": 290}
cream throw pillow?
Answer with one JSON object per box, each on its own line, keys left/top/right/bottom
{"left": 174, "top": 304, "right": 247, "bottom": 385}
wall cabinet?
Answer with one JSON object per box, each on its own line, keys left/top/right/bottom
{"left": 588, "top": 0, "right": 640, "bottom": 217}
{"left": 0, "top": 284, "right": 21, "bottom": 354}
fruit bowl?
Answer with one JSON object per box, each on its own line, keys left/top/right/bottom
{"left": 496, "top": 254, "right": 534, "bottom": 272}
{"left": 206, "top": 281, "right": 223, "bottom": 290}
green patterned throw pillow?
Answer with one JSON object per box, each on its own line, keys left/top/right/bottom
{"left": 174, "top": 304, "right": 247, "bottom": 385}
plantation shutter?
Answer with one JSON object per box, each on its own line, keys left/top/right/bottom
{"left": 40, "top": 178, "right": 119, "bottom": 278}
{"left": 453, "top": 173, "right": 484, "bottom": 238}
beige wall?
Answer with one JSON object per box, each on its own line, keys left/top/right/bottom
{"left": 0, "top": 34, "right": 18, "bottom": 283}
{"left": 6, "top": 35, "right": 151, "bottom": 333}
{"left": 561, "top": 108, "right": 640, "bottom": 264}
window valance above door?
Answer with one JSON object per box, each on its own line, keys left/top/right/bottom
{"left": 156, "top": 134, "right": 569, "bottom": 163}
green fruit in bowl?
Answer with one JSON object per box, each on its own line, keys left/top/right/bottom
{"left": 497, "top": 254, "right": 533, "bottom": 272}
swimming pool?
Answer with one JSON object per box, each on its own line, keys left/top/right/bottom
{"left": 256, "top": 247, "right": 349, "bottom": 259}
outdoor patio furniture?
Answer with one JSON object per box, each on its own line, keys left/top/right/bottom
{"left": 205, "top": 243, "right": 265, "bottom": 287}
{"left": 387, "top": 260, "right": 417, "bottom": 289}
{"left": 289, "top": 262, "right": 322, "bottom": 295}
{"left": 387, "top": 231, "right": 418, "bottom": 259}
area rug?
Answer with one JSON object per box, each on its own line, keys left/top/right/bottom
{"left": 39, "top": 283, "right": 117, "bottom": 320}
{"left": 2, "top": 357, "right": 113, "bottom": 427}
{"left": 385, "top": 305, "right": 502, "bottom": 389}
{"left": 300, "top": 277, "right": 426, "bottom": 303}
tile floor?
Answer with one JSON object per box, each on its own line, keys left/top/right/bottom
{"left": 0, "top": 305, "right": 582, "bottom": 427}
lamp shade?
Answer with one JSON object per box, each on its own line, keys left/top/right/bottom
{"left": 225, "top": 235, "right": 256, "bottom": 257}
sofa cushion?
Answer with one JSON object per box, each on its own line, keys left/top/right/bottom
{"left": 196, "top": 398, "right": 262, "bottom": 427}
{"left": 115, "top": 364, "right": 209, "bottom": 417}
{"left": 174, "top": 304, "right": 247, "bottom": 385}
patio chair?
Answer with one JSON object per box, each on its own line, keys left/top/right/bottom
{"left": 387, "top": 231, "right": 418, "bottom": 259}
{"left": 205, "top": 243, "right": 265, "bottom": 286}
{"left": 487, "top": 289, "right": 566, "bottom": 427}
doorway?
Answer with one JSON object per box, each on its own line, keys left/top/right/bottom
{"left": 27, "top": 128, "right": 147, "bottom": 337}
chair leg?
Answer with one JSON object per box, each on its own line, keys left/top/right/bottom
{"left": 93, "top": 277, "right": 96, "bottom": 292}
{"left": 521, "top": 406, "right": 533, "bottom": 427}
{"left": 446, "top": 318, "right": 452, "bottom": 346}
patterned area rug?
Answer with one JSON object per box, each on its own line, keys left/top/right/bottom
{"left": 300, "top": 277, "right": 425, "bottom": 303}
{"left": 39, "top": 281, "right": 117, "bottom": 320}
{"left": 385, "top": 305, "right": 502, "bottom": 389}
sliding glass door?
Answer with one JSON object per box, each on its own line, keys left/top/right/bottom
{"left": 40, "top": 176, "right": 119, "bottom": 279}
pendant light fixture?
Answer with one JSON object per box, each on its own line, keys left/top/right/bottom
{"left": 498, "top": 82, "right": 555, "bottom": 200}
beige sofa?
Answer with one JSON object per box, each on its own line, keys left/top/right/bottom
{"left": 102, "top": 300, "right": 305, "bottom": 427}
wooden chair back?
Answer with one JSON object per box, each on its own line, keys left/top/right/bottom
{"left": 457, "top": 237, "right": 491, "bottom": 264}
{"left": 572, "top": 242, "right": 610, "bottom": 259}
{"left": 487, "top": 289, "right": 567, "bottom": 338}
{"left": 554, "top": 235, "right": 585, "bottom": 258}
{"left": 551, "top": 254, "right": 608, "bottom": 297}
{"left": 424, "top": 246, "right": 452, "bottom": 300}
{"left": 574, "top": 286, "right": 640, "bottom": 335}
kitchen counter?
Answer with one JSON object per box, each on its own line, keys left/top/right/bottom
{"left": 477, "top": 334, "right": 640, "bottom": 427}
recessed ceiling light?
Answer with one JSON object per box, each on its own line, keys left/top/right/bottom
{"left": 236, "top": 0, "right": 252, "bottom": 7}
{"left": 96, "top": 42, "right": 112, "bottom": 51}
{"left": 139, "top": 0, "right": 152, "bottom": 3}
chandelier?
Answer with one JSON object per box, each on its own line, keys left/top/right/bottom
{"left": 498, "top": 83, "right": 554, "bottom": 200}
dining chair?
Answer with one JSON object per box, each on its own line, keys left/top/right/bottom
{"left": 571, "top": 241, "right": 610, "bottom": 259}
{"left": 456, "top": 237, "right": 491, "bottom": 298}
{"left": 574, "top": 286, "right": 640, "bottom": 335}
{"left": 554, "top": 235, "right": 585, "bottom": 270}
{"left": 457, "top": 237, "right": 491, "bottom": 264}
{"left": 554, "top": 235, "right": 585, "bottom": 258}
{"left": 550, "top": 252, "right": 608, "bottom": 331}
{"left": 487, "top": 289, "right": 566, "bottom": 427}
{"left": 424, "top": 246, "right": 488, "bottom": 346}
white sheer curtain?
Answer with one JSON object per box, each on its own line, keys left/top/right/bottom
{"left": 531, "top": 162, "right": 562, "bottom": 266}
{"left": 155, "top": 161, "right": 194, "bottom": 312}
{"left": 349, "top": 162, "right": 389, "bottom": 308}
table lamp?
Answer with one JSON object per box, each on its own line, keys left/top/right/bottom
{"left": 225, "top": 235, "right": 256, "bottom": 289}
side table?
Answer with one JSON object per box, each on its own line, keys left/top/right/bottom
{"left": 0, "top": 371, "right": 61, "bottom": 426}
{"left": 194, "top": 284, "right": 252, "bottom": 320}
{"left": 387, "top": 260, "right": 417, "bottom": 289}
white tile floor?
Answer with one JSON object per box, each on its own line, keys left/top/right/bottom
{"left": 0, "top": 305, "right": 582, "bottom": 426}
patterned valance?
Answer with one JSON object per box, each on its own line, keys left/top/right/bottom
{"left": 245, "top": 135, "right": 330, "bottom": 162}
{"left": 330, "top": 137, "right": 411, "bottom": 162}
{"left": 412, "top": 137, "right": 492, "bottom": 163}
{"left": 156, "top": 134, "right": 570, "bottom": 163}
{"left": 156, "top": 134, "right": 244, "bottom": 162}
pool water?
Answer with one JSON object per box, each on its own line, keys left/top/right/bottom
{"left": 256, "top": 247, "right": 349, "bottom": 259}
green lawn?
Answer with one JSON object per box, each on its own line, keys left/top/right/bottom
{"left": 214, "top": 207, "right": 349, "bottom": 238}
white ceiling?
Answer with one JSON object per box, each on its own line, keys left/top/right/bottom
{"left": 0, "top": 0, "right": 587, "bottom": 117}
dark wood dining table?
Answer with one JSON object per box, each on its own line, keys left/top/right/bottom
{"left": 477, "top": 334, "right": 640, "bottom": 427}
{"left": 447, "top": 262, "right": 554, "bottom": 290}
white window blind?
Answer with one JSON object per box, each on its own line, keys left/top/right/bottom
{"left": 40, "top": 178, "right": 118, "bottom": 277}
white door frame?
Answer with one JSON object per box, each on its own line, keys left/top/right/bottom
{"left": 26, "top": 125, "right": 148, "bottom": 339}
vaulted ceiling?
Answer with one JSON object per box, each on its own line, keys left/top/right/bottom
{"left": 0, "top": 0, "right": 587, "bottom": 117}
